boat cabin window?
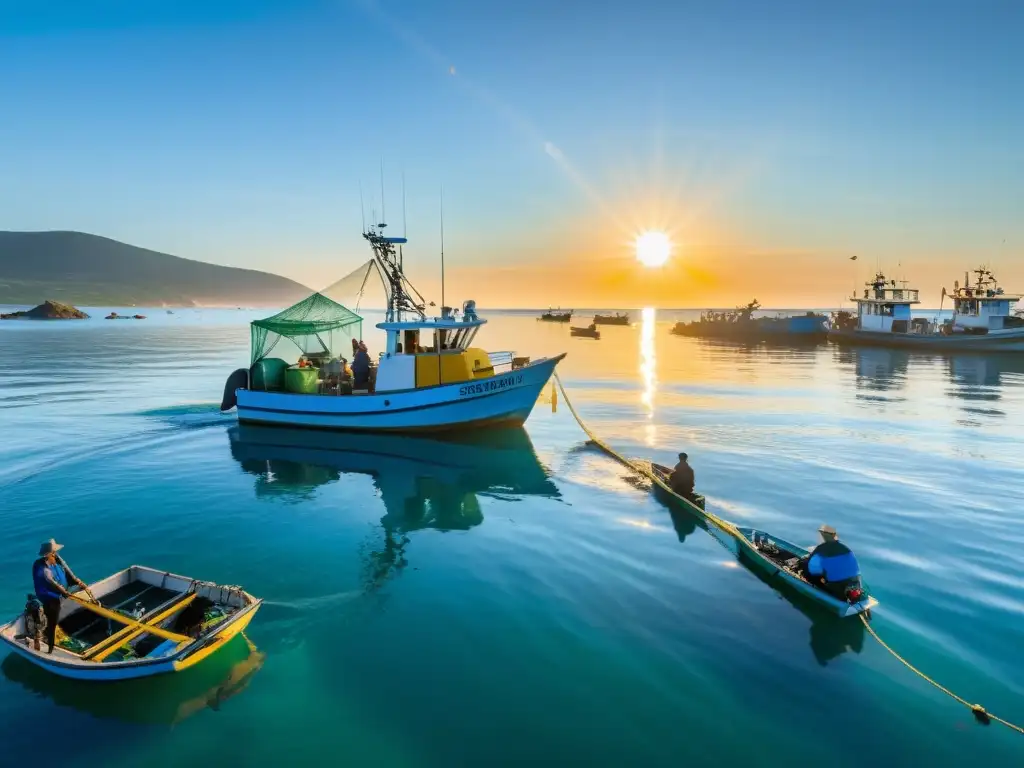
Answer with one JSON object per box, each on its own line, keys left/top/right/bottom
{"left": 403, "top": 331, "right": 422, "bottom": 353}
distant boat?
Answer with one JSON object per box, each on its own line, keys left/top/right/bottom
{"left": 570, "top": 323, "right": 600, "bottom": 339}
{"left": 538, "top": 308, "right": 572, "bottom": 322}
{"left": 593, "top": 313, "right": 630, "bottom": 326}
{"left": 670, "top": 300, "right": 828, "bottom": 342}
{"left": 829, "top": 268, "right": 1024, "bottom": 351}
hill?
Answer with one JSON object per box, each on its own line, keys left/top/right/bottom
{"left": 0, "top": 231, "right": 313, "bottom": 307}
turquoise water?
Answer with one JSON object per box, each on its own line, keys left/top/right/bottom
{"left": 0, "top": 308, "right": 1022, "bottom": 765}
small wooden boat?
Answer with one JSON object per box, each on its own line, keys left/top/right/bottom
{"left": 593, "top": 313, "right": 630, "bottom": 326}
{"left": 539, "top": 309, "right": 572, "bottom": 322}
{"left": 0, "top": 566, "right": 261, "bottom": 680}
{"left": 570, "top": 324, "right": 601, "bottom": 339}
{"left": 649, "top": 463, "right": 875, "bottom": 618}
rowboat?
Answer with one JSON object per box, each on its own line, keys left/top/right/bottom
{"left": 0, "top": 566, "right": 261, "bottom": 680}
{"left": 570, "top": 325, "right": 601, "bottom": 339}
{"left": 649, "top": 463, "right": 876, "bottom": 618}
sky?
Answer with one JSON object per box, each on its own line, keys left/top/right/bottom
{"left": 1, "top": 0, "right": 1022, "bottom": 308}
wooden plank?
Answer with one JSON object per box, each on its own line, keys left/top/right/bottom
{"left": 78, "top": 593, "right": 195, "bottom": 661}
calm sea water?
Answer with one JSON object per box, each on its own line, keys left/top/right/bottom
{"left": 0, "top": 307, "right": 1022, "bottom": 766}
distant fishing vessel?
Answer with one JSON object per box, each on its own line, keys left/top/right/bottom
{"left": 593, "top": 312, "right": 630, "bottom": 326}
{"left": 670, "top": 300, "right": 828, "bottom": 341}
{"left": 222, "top": 218, "right": 565, "bottom": 431}
{"left": 829, "top": 269, "right": 1024, "bottom": 351}
{"left": 570, "top": 323, "right": 600, "bottom": 339}
{"left": 538, "top": 309, "right": 572, "bottom": 322}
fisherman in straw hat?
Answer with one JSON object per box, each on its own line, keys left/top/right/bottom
{"left": 31, "top": 539, "right": 89, "bottom": 654}
{"left": 797, "top": 525, "right": 862, "bottom": 600}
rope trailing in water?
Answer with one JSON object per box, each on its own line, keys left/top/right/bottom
{"left": 858, "top": 615, "right": 1023, "bottom": 734}
{"left": 551, "top": 372, "right": 1024, "bottom": 736}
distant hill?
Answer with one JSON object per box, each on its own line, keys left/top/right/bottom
{"left": 0, "top": 231, "right": 313, "bottom": 307}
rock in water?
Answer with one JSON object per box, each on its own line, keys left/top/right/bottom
{"left": 1, "top": 300, "right": 89, "bottom": 319}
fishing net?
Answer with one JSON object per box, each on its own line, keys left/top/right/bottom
{"left": 319, "top": 258, "right": 386, "bottom": 312}
{"left": 250, "top": 292, "right": 363, "bottom": 364}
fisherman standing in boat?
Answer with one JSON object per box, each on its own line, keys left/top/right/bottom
{"left": 352, "top": 341, "right": 371, "bottom": 390}
{"left": 31, "top": 539, "right": 88, "bottom": 653}
{"left": 669, "top": 453, "right": 696, "bottom": 501}
{"left": 798, "top": 525, "right": 862, "bottom": 600}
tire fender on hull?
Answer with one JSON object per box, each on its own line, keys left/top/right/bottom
{"left": 221, "top": 369, "right": 249, "bottom": 411}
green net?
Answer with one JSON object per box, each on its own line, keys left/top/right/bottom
{"left": 250, "top": 292, "right": 363, "bottom": 365}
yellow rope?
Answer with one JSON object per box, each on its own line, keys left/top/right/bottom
{"left": 551, "top": 372, "right": 1024, "bottom": 736}
{"left": 859, "top": 615, "right": 1023, "bottom": 734}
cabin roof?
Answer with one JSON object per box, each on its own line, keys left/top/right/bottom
{"left": 376, "top": 317, "right": 487, "bottom": 331}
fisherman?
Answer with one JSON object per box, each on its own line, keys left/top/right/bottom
{"left": 351, "top": 341, "right": 371, "bottom": 390}
{"left": 798, "top": 525, "right": 862, "bottom": 600}
{"left": 31, "top": 539, "right": 88, "bottom": 654}
{"left": 669, "top": 452, "right": 696, "bottom": 500}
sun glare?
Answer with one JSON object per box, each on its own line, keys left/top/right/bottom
{"left": 635, "top": 231, "right": 672, "bottom": 268}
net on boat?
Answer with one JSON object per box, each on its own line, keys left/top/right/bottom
{"left": 319, "top": 259, "right": 385, "bottom": 312}
{"left": 250, "top": 292, "right": 363, "bottom": 364}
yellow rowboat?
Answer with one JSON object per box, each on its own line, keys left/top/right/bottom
{"left": 0, "top": 566, "right": 261, "bottom": 680}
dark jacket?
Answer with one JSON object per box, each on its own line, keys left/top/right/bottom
{"left": 351, "top": 350, "right": 371, "bottom": 381}
{"left": 670, "top": 460, "right": 695, "bottom": 494}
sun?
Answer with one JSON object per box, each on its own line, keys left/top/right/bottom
{"left": 635, "top": 230, "right": 672, "bottom": 268}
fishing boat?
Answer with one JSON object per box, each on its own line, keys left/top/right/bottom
{"left": 0, "top": 566, "right": 261, "bottom": 681}
{"left": 670, "top": 300, "right": 828, "bottom": 342}
{"left": 593, "top": 312, "right": 630, "bottom": 326}
{"left": 221, "top": 220, "right": 566, "bottom": 431}
{"left": 538, "top": 309, "right": 572, "bottom": 322}
{"left": 829, "top": 268, "right": 1024, "bottom": 351}
{"left": 649, "top": 464, "right": 875, "bottom": 618}
{"left": 570, "top": 324, "right": 601, "bottom": 339}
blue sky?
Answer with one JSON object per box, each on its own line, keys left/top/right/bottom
{"left": 1, "top": 1, "right": 1021, "bottom": 305}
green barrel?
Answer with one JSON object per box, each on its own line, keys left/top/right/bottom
{"left": 284, "top": 366, "right": 320, "bottom": 394}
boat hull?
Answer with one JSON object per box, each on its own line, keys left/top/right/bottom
{"left": 829, "top": 327, "right": 1024, "bottom": 352}
{"left": 235, "top": 355, "right": 564, "bottom": 432}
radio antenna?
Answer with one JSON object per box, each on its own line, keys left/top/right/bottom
{"left": 437, "top": 185, "right": 445, "bottom": 384}
{"left": 379, "top": 159, "right": 386, "bottom": 225}
{"left": 359, "top": 181, "right": 366, "bottom": 232}
{"left": 402, "top": 171, "right": 408, "bottom": 239}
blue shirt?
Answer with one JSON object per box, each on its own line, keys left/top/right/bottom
{"left": 807, "top": 547, "right": 861, "bottom": 583}
{"left": 32, "top": 557, "right": 75, "bottom": 601}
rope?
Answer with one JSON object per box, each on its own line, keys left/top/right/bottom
{"left": 859, "top": 615, "right": 1023, "bottom": 733}
{"left": 551, "top": 372, "right": 1024, "bottom": 736}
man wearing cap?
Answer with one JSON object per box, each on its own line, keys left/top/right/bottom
{"left": 799, "top": 525, "right": 862, "bottom": 600}
{"left": 32, "top": 539, "right": 87, "bottom": 653}
{"left": 669, "top": 453, "right": 696, "bottom": 500}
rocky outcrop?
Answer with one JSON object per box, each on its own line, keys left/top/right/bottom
{"left": 1, "top": 300, "right": 89, "bottom": 319}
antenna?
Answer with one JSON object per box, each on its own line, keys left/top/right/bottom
{"left": 380, "top": 159, "right": 386, "bottom": 225}
{"left": 359, "top": 182, "right": 366, "bottom": 232}
{"left": 438, "top": 185, "right": 445, "bottom": 385}
{"left": 402, "top": 171, "right": 408, "bottom": 239}
{"left": 440, "top": 184, "right": 446, "bottom": 315}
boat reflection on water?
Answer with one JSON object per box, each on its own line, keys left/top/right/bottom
{"left": 0, "top": 633, "right": 265, "bottom": 725}
{"left": 228, "top": 425, "right": 560, "bottom": 589}
{"left": 649, "top": 481, "right": 864, "bottom": 666}
{"left": 835, "top": 346, "right": 911, "bottom": 396}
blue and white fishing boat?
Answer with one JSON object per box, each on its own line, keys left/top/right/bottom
{"left": 222, "top": 221, "right": 565, "bottom": 432}
{"left": 0, "top": 566, "right": 261, "bottom": 681}
{"left": 829, "top": 269, "right": 1024, "bottom": 351}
